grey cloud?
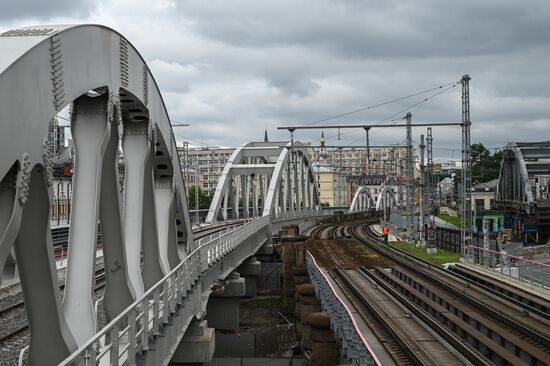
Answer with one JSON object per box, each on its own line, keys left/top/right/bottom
{"left": 176, "top": 0, "right": 550, "bottom": 58}
{"left": 0, "top": 0, "right": 548, "bottom": 160}
{"left": 0, "top": 0, "right": 96, "bottom": 21}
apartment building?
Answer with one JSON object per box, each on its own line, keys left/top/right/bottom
{"left": 315, "top": 165, "right": 348, "bottom": 207}
{"left": 177, "top": 146, "right": 235, "bottom": 195}
{"left": 311, "top": 145, "right": 412, "bottom": 176}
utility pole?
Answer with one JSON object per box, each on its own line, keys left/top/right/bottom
{"left": 195, "top": 159, "right": 200, "bottom": 225}
{"left": 426, "top": 127, "right": 437, "bottom": 254}
{"left": 405, "top": 112, "right": 414, "bottom": 242}
{"left": 364, "top": 127, "right": 371, "bottom": 175}
{"left": 182, "top": 141, "right": 189, "bottom": 175}
{"left": 419, "top": 134, "right": 426, "bottom": 247}
{"left": 426, "top": 127, "right": 434, "bottom": 212}
{"left": 461, "top": 74, "right": 472, "bottom": 256}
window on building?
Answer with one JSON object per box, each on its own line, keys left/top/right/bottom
{"left": 475, "top": 199, "right": 484, "bottom": 210}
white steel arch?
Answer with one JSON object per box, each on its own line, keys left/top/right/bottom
{"left": 0, "top": 24, "right": 193, "bottom": 364}
{"left": 349, "top": 186, "right": 376, "bottom": 212}
{"left": 350, "top": 185, "right": 401, "bottom": 212}
{"left": 206, "top": 141, "right": 320, "bottom": 223}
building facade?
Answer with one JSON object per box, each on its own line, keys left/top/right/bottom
{"left": 177, "top": 146, "right": 235, "bottom": 195}
{"left": 310, "top": 145, "right": 413, "bottom": 176}
{"left": 315, "top": 165, "right": 348, "bottom": 207}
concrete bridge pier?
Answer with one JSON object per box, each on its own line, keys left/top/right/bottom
{"left": 171, "top": 320, "right": 215, "bottom": 365}
{"left": 256, "top": 240, "right": 274, "bottom": 255}
{"left": 238, "top": 256, "right": 261, "bottom": 297}
{"left": 206, "top": 272, "right": 246, "bottom": 330}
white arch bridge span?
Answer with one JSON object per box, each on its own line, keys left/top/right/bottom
{"left": 207, "top": 141, "right": 320, "bottom": 223}
{"left": 0, "top": 25, "right": 348, "bottom": 365}
{"left": 349, "top": 184, "right": 402, "bottom": 213}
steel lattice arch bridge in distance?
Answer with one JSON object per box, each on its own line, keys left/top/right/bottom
{"left": 0, "top": 24, "right": 331, "bottom": 365}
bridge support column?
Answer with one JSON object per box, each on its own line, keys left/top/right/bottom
{"left": 244, "top": 174, "right": 250, "bottom": 218}
{"left": 171, "top": 320, "right": 215, "bottom": 365}
{"left": 206, "top": 272, "right": 245, "bottom": 330}
{"left": 237, "top": 256, "right": 261, "bottom": 297}
{"left": 281, "top": 226, "right": 307, "bottom": 310}
{"left": 64, "top": 93, "right": 111, "bottom": 345}
{"left": 256, "top": 240, "right": 274, "bottom": 255}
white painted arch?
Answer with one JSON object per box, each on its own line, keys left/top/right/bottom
{"left": 0, "top": 24, "right": 193, "bottom": 364}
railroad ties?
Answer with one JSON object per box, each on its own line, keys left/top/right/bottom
{"left": 306, "top": 215, "right": 550, "bottom": 366}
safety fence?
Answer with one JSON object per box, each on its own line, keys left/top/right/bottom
{"left": 433, "top": 226, "right": 461, "bottom": 253}
{"left": 59, "top": 210, "right": 331, "bottom": 365}
{"left": 306, "top": 252, "right": 379, "bottom": 366}
{"left": 464, "top": 245, "right": 550, "bottom": 289}
{"left": 59, "top": 216, "right": 270, "bottom": 365}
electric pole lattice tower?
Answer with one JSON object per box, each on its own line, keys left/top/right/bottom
{"left": 426, "top": 127, "right": 434, "bottom": 212}
{"left": 405, "top": 112, "right": 414, "bottom": 241}
{"left": 461, "top": 74, "right": 473, "bottom": 254}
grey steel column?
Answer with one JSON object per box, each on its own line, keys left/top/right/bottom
{"left": 141, "top": 134, "right": 165, "bottom": 290}
{"left": 100, "top": 102, "right": 135, "bottom": 321}
{"left": 64, "top": 93, "right": 110, "bottom": 345}
{"left": 285, "top": 165, "right": 291, "bottom": 212}
{"left": 304, "top": 167, "right": 310, "bottom": 210}
{"left": 426, "top": 127, "right": 434, "bottom": 212}
{"left": 405, "top": 112, "right": 414, "bottom": 241}
{"left": 121, "top": 120, "right": 150, "bottom": 299}
{"left": 245, "top": 173, "right": 251, "bottom": 218}
{"left": 461, "top": 74, "right": 473, "bottom": 255}
{"left": 241, "top": 173, "right": 246, "bottom": 217}
{"left": 223, "top": 184, "right": 229, "bottom": 221}
{"left": 364, "top": 127, "right": 371, "bottom": 175}
{"left": 0, "top": 164, "right": 21, "bottom": 286}
{"left": 297, "top": 155, "right": 303, "bottom": 210}
{"left": 154, "top": 180, "right": 178, "bottom": 274}
{"left": 232, "top": 175, "right": 239, "bottom": 219}
{"left": 15, "top": 166, "right": 77, "bottom": 364}
{"left": 253, "top": 174, "right": 259, "bottom": 217}
{"left": 419, "top": 135, "right": 426, "bottom": 247}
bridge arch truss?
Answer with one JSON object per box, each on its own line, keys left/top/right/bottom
{"left": 350, "top": 185, "right": 401, "bottom": 212}
{"left": 497, "top": 141, "right": 550, "bottom": 214}
{"left": 206, "top": 141, "right": 320, "bottom": 223}
{"left": 0, "top": 24, "right": 194, "bottom": 363}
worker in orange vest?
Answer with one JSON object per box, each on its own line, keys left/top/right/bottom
{"left": 383, "top": 225, "right": 389, "bottom": 244}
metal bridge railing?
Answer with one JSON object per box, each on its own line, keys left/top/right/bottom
{"left": 306, "top": 252, "right": 379, "bottom": 366}
{"left": 271, "top": 208, "right": 334, "bottom": 223}
{"left": 59, "top": 216, "right": 270, "bottom": 366}
{"left": 464, "top": 245, "right": 550, "bottom": 289}
{"left": 59, "top": 210, "right": 333, "bottom": 365}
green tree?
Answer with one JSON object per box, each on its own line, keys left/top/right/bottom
{"left": 471, "top": 143, "right": 502, "bottom": 184}
{"left": 188, "top": 186, "right": 213, "bottom": 210}
{"left": 451, "top": 143, "right": 503, "bottom": 204}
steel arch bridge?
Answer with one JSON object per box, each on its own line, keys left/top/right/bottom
{"left": 0, "top": 23, "right": 195, "bottom": 363}
{"left": 497, "top": 141, "right": 550, "bottom": 214}
{"left": 206, "top": 141, "right": 320, "bottom": 223}
{"left": 0, "top": 25, "right": 336, "bottom": 366}
{"left": 349, "top": 185, "right": 401, "bottom": 212}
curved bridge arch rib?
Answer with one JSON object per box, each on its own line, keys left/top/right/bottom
{"left": 497, "top": 141, "right": 550, "bottom": 214}
{"left": 0, "top": 24, "right": 193, "bottom": 364}
{"left": 350, "top": 185, "right": 401, "bottom": 213}
{"left": 206, "top": 141, "right": 321, "bottom": 223}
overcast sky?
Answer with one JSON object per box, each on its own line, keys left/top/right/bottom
{"left": 2, "top": 0, "right": 549, "bottom": 159}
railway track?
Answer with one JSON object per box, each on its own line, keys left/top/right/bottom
{"left": 0, "top": 269, "right": 107, "bottom": 346}
{"left": 350, "top": 223, "right": 550, "bottom": 366}
{"left": 331, "top": 267, "right": 481, "bottom": 366}
{"left": 447, "top": 264, "right": 550, "bottom": 321}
